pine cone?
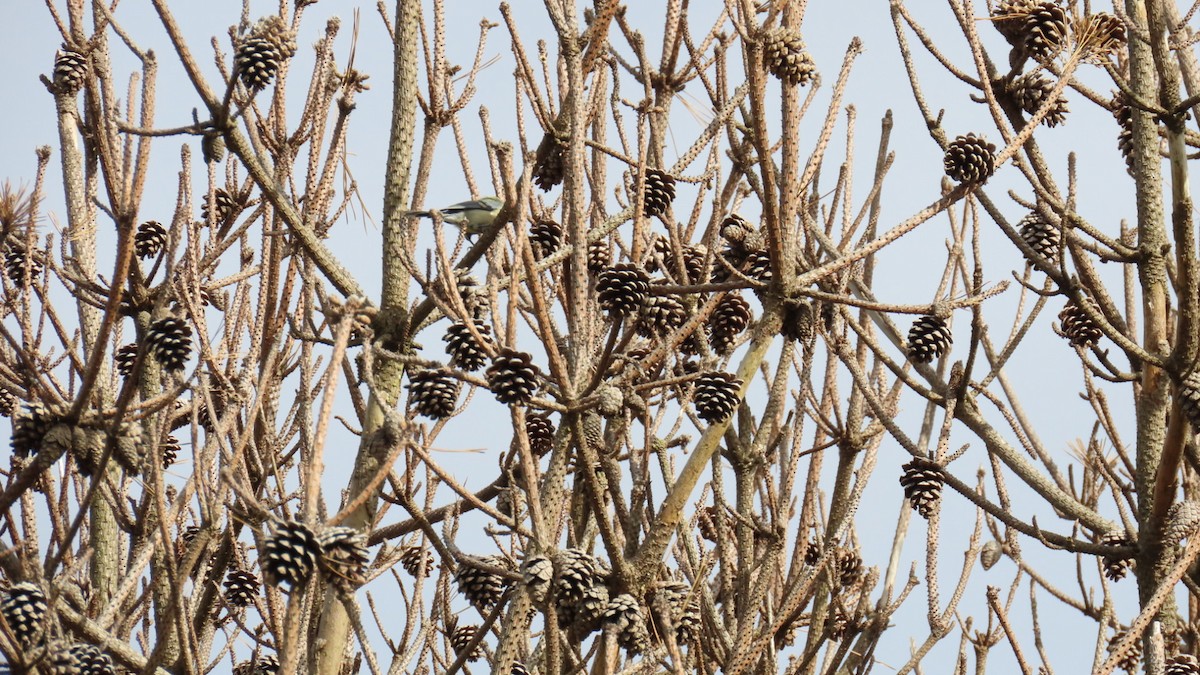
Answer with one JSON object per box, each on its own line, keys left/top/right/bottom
{"left": 1167, "top": 654, "right": 1200, "bottom": 675}
{"left": 693, "top": 372, "right": 742, "bottom": 423}
{"left": 408, "top": 368, "right": 460, "bottom": 419}
{"left": 525, "top": 412, "right": 555, "bottom": 456}
{"left": 1, "top": 582, "right": 47, "bottom": 646}
{"left": 675, "top": 595, "right": 702, "bottom": 647}
{"left": 522, "top": 553, "right": 554, "bottom": 606}
{"left": 1100, "top": 530, "right": 1134, "bottom": 581}
{"left": 597, "top": 263, "right": 650, "bottom": 317}
{"left": 720, "top": 213, "right": 758, "bottom": 247}
{"left": 399, "top": 545, "right": 435, "bottom": 577}
{"left": 591, "top": 385, "right": 621, "bottom": 420}
{"left": 608, "top": 344, "right": 650, "bottom": 381}
{"left": 5, "top": 245, "right": 42, "bottom": 285}
{"left": 60, "top": 420, "right": 115, "bottom": 476}
{"left": 708, "top": 293, "right": 752, "bottom": 355}
{"left": 195, "top": 394, "right": 223, "bottom": 432}
{"left": 697, "top": 504, "right": 730, "bottom": 542}
{"left": 201, "top": 188, "right": 240, "bottom": 224}
{"left": 906, "top": 315, "right": 952, "bottom": 364}
{"left": 161, "top": 434, "right": 180, "bottom": 467}
{"left": 1112, "top": 93, "right": 1135, "bottom": 173}
{"left": 1058, "top": 298, "right": 1102, "bottom": 347}
{"left": 236, "top": 16, "right": 296, "bottom": 92}
{"left": 190, "top": 286, "right": 219, "bottom": 310}
{"left": 604, "top": 594, "right": 649, "bottom": 654}
{"left": 835, "top": 547, "right": 863, "bottom": 586}
{"left": 1164, "top": 626, "right": 1185, "bottom": 659}
{"left": 11, "top": 402, "right": 55, "bottom": 459}
{"left": 943, "top": 134, "right": 996, "bottom": 185}
{"left": 680, "top": 244, "right": 708, "bottom": 283}
{"left": 114, "top": 343, "right": 139, "bottom": 377}
{"left": 655, "top": 582, "right": 700, "bottom": 646}
{"left": 181, "top": 525, "right": 202, "bottom": 549}
{"left": 782, "top": 300, "right": 815, "bottom": 343}
{"left": 319, "top": 526, "right": 370, "bottom": 590}
{"left": 456, "top": 270, "right": 488, "bottom": 321}
{"left": 1180, "top": 371, "right": 1200, "bottom": 429}
{"left": 762, "top": 27, "right": 816, "bottom": 85}
{"left": 112, "top": 422, "right": 154, "bottom": 473}
{"left": 992, "top": 0, "right": 1039, "bottom": 44}
{"left": 830, "top": 606, "right": 858, "bottom": 642}
{"left": 743, "top": 250, "right": 773, "bottom": 282}
{"left": 224, "top": 569, "right": 259, "bottom": 608}
{"left": 0, "top": 389, "right": 16, "bottom": 417}
{"left": 1108, "top": 629, "right": 1141, "bottom": 673}
{"left": 715, "top": 214, "right": 763, "bottom": 281}
{"left": 98, "top": 420, "right": 138, "bottom": 477}
{"left": 52, "top": 45, "right": 88, "bottom": 94}
{"left": 571, "top": 582, "right": 610, "bottom": 634}
{"left": 899, "top": 457, "right": 944, "bottom": 518}
{"left": 582, "top": 411, "right": 605, "bottom": 450}
{"left": 261, "top": 520, "right": 321, "bottom": 589}
{"left": 820, "top": 301, "right": 838, "bottom": 332}
{"left": 553, "top": 548, "right": 601, "bottom": 618}
{"left": 49, "top": 643, "right": 116, "bottom": 675}
{"left": 643, "top": 234, "right": 672, "bottom": 274}
{"left": 500, "top": 491, "right": 527, "bottom": 519}
{"left": 981, "top": 540, "right": 1003, "bottom": 569}
{"left": 803, "top": 536, "right": 823, "bottom": 566}
{"left": 639, "top": 169, "right": 676, "bottom": 218}
{"left": 455, "top": 554, "right": 513, "bottom": 609}
{"left": 1022, "top": 2, "right": 1070, "bottom": 62}
{"left": 1080, "top": 12, "right": 1126, "bottom": 61}
{"left": 449, "top": 621, "right": 484, "bottom": 662}
{"left": 1164, "top": 501, "right": 1200, "bottom": 543}
{"left": 533, "top": 132, "right": 567, "bottom": 191}
{"left": 1017, "top": 211, "right": 1060, "bottom": 261}
{"left": 201, "top": 133, "right": 226, "bottom": 164}
{"left": 1009, "top": 72, "right": 1068, "bottom": 127}
{"left": 135, "top": 221, "right": 168, "bottom": 259}
{"left": 168, "top": 400, "right": 189, "bottom": 430}
{"left": 443, "top": 320, "right": 492, "bottom": 372}
{"left": 680, "top": 340, "right": 704, "bottom": 364}
{"left": 146, "top": 317, "right": 193, "bottom": 371}
{"left": 587, "top": 240, "right": 612, "bottom": 273}
{"left": 232, "top": 654, "right": 279, "bottom": 675}
{"left": 530, "top": 219, "right": 562, "bottom": 258}
{"left": 486, "top": 349, "right": 539, "bottom": 405}
{"left": 636, "top": 293, "right": 687, "bottom": 338}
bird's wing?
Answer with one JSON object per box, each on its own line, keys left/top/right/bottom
{"left": 442, "top": 199, "right": 495, "bottom": 213}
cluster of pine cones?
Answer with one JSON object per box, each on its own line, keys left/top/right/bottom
{"left": 0, "top": 518, "right": 367, "bottom": 672}
{"left": 939, "top": 3, "right": 1130, "bottom": 188}
{"left": 0, "top": 582, "right": 121, "bottom": 674}
{"left": 411, "top": 179, "right": 834, "bottom": 433}
{"left": 441, "top": 548, "right": 701, "bottom": 659}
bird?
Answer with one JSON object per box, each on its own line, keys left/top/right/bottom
{"left": 407, "top": 196, "right": 503, "bottom": 239}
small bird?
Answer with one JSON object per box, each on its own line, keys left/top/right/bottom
{"left": 407, "top": 196, "right": 503, "bottom": 238}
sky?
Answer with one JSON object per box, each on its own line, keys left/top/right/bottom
{"left": 0, "top": 0, "right": 1157, "bottom": 672}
